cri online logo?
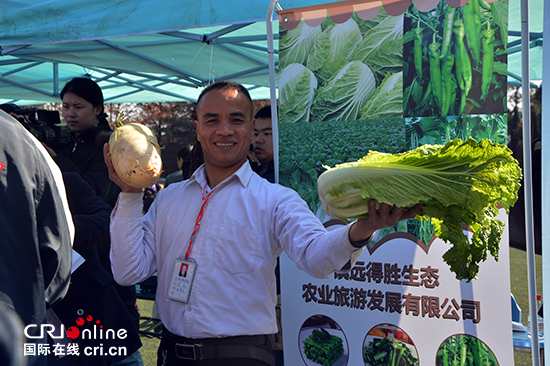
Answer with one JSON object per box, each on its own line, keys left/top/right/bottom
{"left": 67, "top": 314, "right": 102, "bottom": 339}
{"left": 25, "top": 312, "right": 127, "bottom": 340}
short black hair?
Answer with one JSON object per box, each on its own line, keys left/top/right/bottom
{"left": 177, "top": 145, "right": 192, "bottom": 160}
{"left": 193, "top": 80, "right": 253, "bottom": 120}
{"left": 61, "top": 77, "right": 104, "bottom": 107}
{"left": 254, "top": 105, "right": 272, "bottom": 119}
{"left": 60, "top": 77, "right": 108, "bottom": 125}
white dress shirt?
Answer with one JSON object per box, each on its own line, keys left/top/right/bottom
{"left": 110, "top": 161, "right": 364, "bottom": 338}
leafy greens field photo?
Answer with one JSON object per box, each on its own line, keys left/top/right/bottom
{"left": 406, "top": 114, "right": 507, "bottom": 148}
{"left": 279, "top": 118, "right": 406, "bottom": 215}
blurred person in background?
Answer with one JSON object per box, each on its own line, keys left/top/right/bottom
{"left": 0, "top": 109, "right": 73, "bottom": 366}
{"left": 252, "top": 105, "right": 275, "bottom": 183}
{"left": 44, "top": 77, "right": 121, "bottom": 208}
{"left": 165, "top": 146, "right": 192, "bottom": 187}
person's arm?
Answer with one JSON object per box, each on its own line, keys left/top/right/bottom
{"left": 103, "top": 143, "right": 157, "bottom": 286}
{"left": 63, "top": 172, "right": 112, "bottom": 247}
{"left": 273, "top": 186, "right": 422, "bottom": 279}
{"left": 55, "top": 148, "right": 120, "bottom": 206}
{"left": 35, "top": 144, "right": 73, "bottom": 308}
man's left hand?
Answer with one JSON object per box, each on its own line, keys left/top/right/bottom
{"left": 348, "top": 200, "right": 423, "bottom": 244}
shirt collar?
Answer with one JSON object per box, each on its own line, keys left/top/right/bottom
{"left": 189, "top": 160, "right": 254, "bottom": 191}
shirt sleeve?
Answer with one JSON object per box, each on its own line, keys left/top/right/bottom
{"left": 109, "top": 192, "right": 158, "bottom": 286}
{"left": 271, "top": 186, "right": 364, "bottom": 279}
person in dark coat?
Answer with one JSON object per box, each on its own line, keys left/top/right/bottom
{"left": 0, "top": 110, "right": 73, "bottom": 366}
{"left": 42, "top": 77, "right": 141, "bottom": 338}
{"left": 164, "top": 145, "right": 192, "bottom": 188}
{"left": 47, "top": 172, "right": 143, "bottom": 366}
{"left": 252, "top": 105, "right": 275, "bottom": 184}
{"left": 46, "top": 78, "right": 121, "bottom": 208}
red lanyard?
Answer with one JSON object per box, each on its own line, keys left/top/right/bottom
{"left": 184, "top": 184, "right": 214, "bottom": 259}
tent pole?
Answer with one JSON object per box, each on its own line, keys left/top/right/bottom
{"left": 521, "top": 0, "right": 541, "bottom": 363}
{"left": 541, "top": 0, "right": 550, "bottom": 362}
{"left": 266, "top": 0, "right": 280, "bottom": 184}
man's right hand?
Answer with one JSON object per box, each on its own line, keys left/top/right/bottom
{"left": 103, "top": 143, "right": 142, "bottom": 193}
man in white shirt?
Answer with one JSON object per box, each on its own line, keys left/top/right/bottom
{"left": 104, "top": 81, "right": 422, "bottom": 366}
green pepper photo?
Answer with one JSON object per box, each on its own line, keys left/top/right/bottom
{"left": 403, "top": 0, "right": 508, "bottom": 117}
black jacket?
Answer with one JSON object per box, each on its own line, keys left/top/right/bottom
{"left": 48, "top": 173, "right": 142, "bottom": 366}
{"left": 253, "top": 160, "right": 275, "bottom": 184}
{"left": 53, "top": 125, "right": 121, "bottom": 208}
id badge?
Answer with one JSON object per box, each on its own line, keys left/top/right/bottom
{"left": 166, "top": 257, "right": 197, "bottom": 303}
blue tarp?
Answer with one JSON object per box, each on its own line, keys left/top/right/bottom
{"left": 0, "top": 0, "right": 543, "bottom": 105}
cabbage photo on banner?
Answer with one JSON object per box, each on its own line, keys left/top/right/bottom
{"left": 278, "top": 8, "right": 404, "bottom": 124}
{"left": 278, "top": 8, "right": 406, "bottom": 224}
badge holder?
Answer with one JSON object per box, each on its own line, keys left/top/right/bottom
{"left": 166, "top": 257, "right": 197, "bottom": 303}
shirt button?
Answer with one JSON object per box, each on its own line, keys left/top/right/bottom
{"left": 187, "top": 307, "right": 192, "bottom": 312}
{"left": 194, "top": 248, "right": 198, "bottom": 253}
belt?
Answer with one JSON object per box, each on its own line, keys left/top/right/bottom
{"left": 164, "top": 329, "right": 276, "bottom": 365}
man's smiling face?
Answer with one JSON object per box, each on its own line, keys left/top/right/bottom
{"left": 194, "top": 87, "right": 254, "bottom": 179}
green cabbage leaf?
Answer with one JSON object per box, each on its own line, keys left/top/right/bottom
{"left": 279, "top": 22, "right": 322, "bottom": 70}
{"left": 307, "top": 18, "right": 362, "bottom": 84}
{"left": 310, "top": 61, "right": 376, "bottom": 122}
{"left": 279, "top": 63, "right": 318, "bottom": 123}
{"left": 350, "top": 13, "right": 404, "bottom": 81}
{"left": 361, "top": 71, "right": 403, "bottom": 119}
{"left": 317, "top": 138, "right": 522, "bottom": 281}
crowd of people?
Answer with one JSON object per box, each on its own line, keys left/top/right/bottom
{"left": 1, "top": 77, "right": 421, "bottom": 366}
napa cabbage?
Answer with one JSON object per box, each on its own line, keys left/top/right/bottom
{"left": 307, "top": 18, "right": 362, "bottom": 84}
{"left": 279, "top": 21, "right": 322, "bottom": 70}
{"left": 317, "top": 138, "right": 522, "bottom": 282}
{"left": 279, "top": 63, "right": 318, "bottom": 123}
{"left": 310, "top": 61, "right": 376, "bottom": 122}
{"left": 350, "top": 13, "right": 404, "bottom": 80}
{"left": 361, "top": 71, "right": 403, "bottom": 119}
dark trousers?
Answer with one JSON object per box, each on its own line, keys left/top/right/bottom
{"left": 157, "top": 328, "right": 276, "bottom": 366}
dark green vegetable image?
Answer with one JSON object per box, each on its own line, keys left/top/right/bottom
{"left": 463, "top": 0, "right": 481, "bottom": 65}
{"left": 303, "top": 328, "right": 344, "bottom": 366}
{"left": 439, "top": 6, "right": 456, "bottom": 59}
{"left": 481, "top": 21, "right": 495, "bottom": 100}
{"left": 414, "top": 21, "right": 424, "bottom": 80}
{"left": 440, "top": 53, "right": 455, "bottom": 116}
{"left": 436, "top": 335, "right": 498, "bottom": 365}
{"left": 428, "top": 33, "right": 442, "bottom": 113}
{"left": 363, "top": 337, "right": 419, "bottom": 366}
{"left": 403, "top": 1, "right": 508, "bottom": 117}
{"left": 453, "top": 18, "right": 472, "bottom": 115}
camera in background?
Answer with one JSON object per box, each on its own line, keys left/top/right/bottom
{"left": 0, "top": 103, "right": 71, "bottom": 148}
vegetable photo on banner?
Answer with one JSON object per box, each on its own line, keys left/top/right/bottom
{"left": 317, "top": 138, "right": 522, "bottom": 282}
{"left": 436, "top": 335, "right": 499, "bottom": 365}
{"left": 278, "top": 8, "right": 404, "bottom": 123}
{"left": 403, "top": 0, "right": 508, "bottom": 117}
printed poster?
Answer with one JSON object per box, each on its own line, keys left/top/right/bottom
{"left": 277, "top": 0, "right": 512, "bottom": 365}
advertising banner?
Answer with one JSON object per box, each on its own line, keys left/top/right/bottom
{"left": 277, "top": 0, "right": 512, "bottom": 365}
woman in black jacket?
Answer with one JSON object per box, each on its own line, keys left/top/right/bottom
{"left": 48, "top": 77, "right": 121, "bottom": 208}
{"left": 43, "top": 77, "right": 141, "bottom": 343}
